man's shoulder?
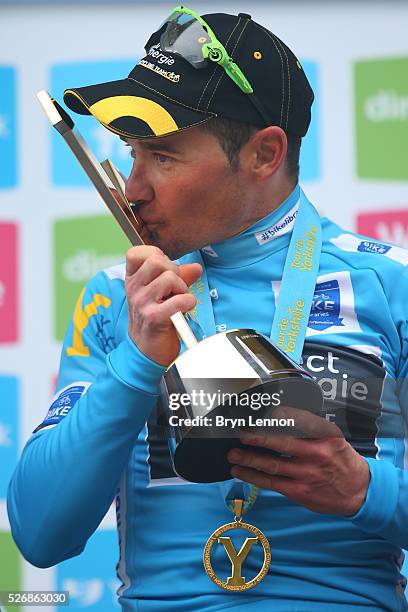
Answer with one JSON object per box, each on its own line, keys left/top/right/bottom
{"left": 102, "top": 261, "right": 126, "bottom": 282}
{"left": 75, "top": 262, "right": 127, "bottom": 329}
{"left": 83, "top": 261, "right": 126, "bottom": 297}
{"left": 321, "top": 216, "right": 408, "bottom": 271}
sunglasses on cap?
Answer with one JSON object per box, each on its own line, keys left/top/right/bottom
{"left": 150, "top": 5, "right": 271, "bottom": 125}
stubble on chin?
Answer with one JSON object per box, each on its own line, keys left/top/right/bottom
{"left": 145, "top": 227, "right": 209, "bottom": 261}
{"left": 144, "top": 232, "right": 185, "bottom": 261}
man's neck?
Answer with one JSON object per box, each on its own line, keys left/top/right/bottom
{"left": 229, "top": 178, "right": 298, "bottom": 239}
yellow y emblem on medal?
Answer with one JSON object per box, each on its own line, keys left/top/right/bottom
{"left": 203, "top": 499, "right": 271, "bottom": 590}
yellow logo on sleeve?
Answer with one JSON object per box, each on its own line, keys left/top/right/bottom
{"left": 67, "top": 288, "right": 112, "bottom": 357}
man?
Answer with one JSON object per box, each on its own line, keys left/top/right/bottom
{"left": 7, "top": 7, "right": 408, "bottom": 611}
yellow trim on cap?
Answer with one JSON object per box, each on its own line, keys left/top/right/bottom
{"left": 89, "top": 96, "right": 178, "bottom": 135}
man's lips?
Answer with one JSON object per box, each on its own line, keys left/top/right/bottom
{"left": 129, "top": 208, "right": 163, "bottom": 239}
{"left": 140, "top": 223, "right": 161, "bottom": 234}
{"left": 139, "top": 216, "right": 163, "bottom": 228}
{"left": 138, "top": 219, "right": 163, "bottom": 242}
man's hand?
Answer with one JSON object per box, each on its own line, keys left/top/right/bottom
{"left": 227, "top": 406, "right": 370, "bottom": 517}
{"left": 126, "top": 245, "right": 202, "bottom": 366}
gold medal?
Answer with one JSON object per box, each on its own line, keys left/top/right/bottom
{"left": 203, "top": 499, "right": 271, "bottom": 591}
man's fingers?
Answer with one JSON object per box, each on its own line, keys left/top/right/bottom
{"left": 239, "top": 431, "right": 299, "bottom": 455}
{"left": 272, "top": 405, "right": 343, "bottom": 438}
{"left": 155, "top": 292, "right": 198, "bottom": 320}
{"left": 126, "top": 245, "right": 166, "bottom": 277}
{"left": 132, "top": 254, "right": 178, "bottom": 286}
{"left": 147, "top": 270, "right": 189, "bottom": 303}
{"left": 178, "top": 263, "right": 203, "bottom": 287}
{"left": 125, "top": 246, "right": 202, "bottom": 288}
{"left": 230, "top": 466, "right": 299, "bottom": 497}
{"left": 228, "top": 448, "right": 299, "bottom": 479}
{"left": 239, "top": 431, "right": 347, "bottom": 461}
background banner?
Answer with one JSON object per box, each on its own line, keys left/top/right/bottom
{"left": 1, "top": 1, "right": 408, "bottom": 610}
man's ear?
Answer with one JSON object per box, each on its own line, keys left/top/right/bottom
{"left": 245, "top": 126, "right": 288, "bottom": 181}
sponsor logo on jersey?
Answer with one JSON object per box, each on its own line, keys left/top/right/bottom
{"left": 357, "top": 209, "right": 408, "bottom": 250}
{"left": 66, "top": 289, "right": 113, "bottom": 357}
{"left": 309, "top": 279, "right": 344, "bottom": 331}
{"left": 308, "top": 272, "right": 361, "bottom": 335}
{"left": 35, "top": 382, "right": 91, "bottom": 431}
{"left": 0, "top": 66, "right": 17, "bottom": 188}
{"left": 54, "top": 215, "right": 128, "bottom": 341}
{"left": 201, "top": 245, "right": 218, "bottom": 257}
{"left": 255, "top": 204, "right": 299, "bottom": 245}
{"left": 301, "top": 342, "right": 386, "bottom": 456}
{"left": 331, "top": 233, "right": 408, "bottom": 265}
{"left": 302, "top": 345, "right": 369, "bottom": 402}
{"left": 355, "top": 56, "right": 408, "bottom": 180}
{"left": 357, "top": 240, "right": 391, "bottom": 255}
{"left": 0, "top": 223, "right": 18, "bottom": 343}
{"left": 0, "top": 376, "right": 18, "bottom": 498}
{"left": 272, "top": 271, "right": 361, "bottom": 337}
{"left": 51, "top": 60, "right": 133, "bottom": 186}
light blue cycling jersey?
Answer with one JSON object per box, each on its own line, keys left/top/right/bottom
{"left": 7, "top": 185, "right": 408, "bottom": 611}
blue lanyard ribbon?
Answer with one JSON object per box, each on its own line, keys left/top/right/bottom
{"left": 270, "top": 191, "right": 321, "bottom": 363}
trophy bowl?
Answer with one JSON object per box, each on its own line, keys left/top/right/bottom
{"left": 159, "top": 329, "right": 323, "bottom": 483}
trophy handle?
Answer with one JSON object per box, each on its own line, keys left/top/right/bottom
{"left": 36, "top": 90, "right": 198, "bottom": 350}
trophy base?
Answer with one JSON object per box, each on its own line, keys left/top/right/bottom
{"left": 161, "top": 329, "right": 323, "bottom": 483}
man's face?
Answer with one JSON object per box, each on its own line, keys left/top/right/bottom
{"left": 124, "top": 126, "right": 252, "bottom": 260}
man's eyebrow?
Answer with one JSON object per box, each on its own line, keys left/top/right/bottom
{"left": 120, "top": 136, "right": 179, "bottom": 153}
{"left": 142, "top": 140, "right": 179, "bottom": 153}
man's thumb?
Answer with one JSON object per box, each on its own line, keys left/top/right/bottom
{"left": 178, "top": 263, "right": 203, "bottom": 287}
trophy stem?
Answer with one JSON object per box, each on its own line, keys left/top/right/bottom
{"left": 170, "top": 312, "right": 199, "bottom": 348}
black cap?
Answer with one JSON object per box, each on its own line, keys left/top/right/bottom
{"left": 64, "top": 11, "right": 314, "bottom": 138}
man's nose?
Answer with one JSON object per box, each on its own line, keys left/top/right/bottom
{"left": 125, "top": 159, "right": 154, "bottom": 204}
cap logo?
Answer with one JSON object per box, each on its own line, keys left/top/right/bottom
{"left": 147, "top": 43, "right": 175, "bottom": 66}
{"left": 139, "top": 59, "right": 181, "bottom": 84}
{"left": 89, "top": 96, "right": 178, "bottom": 136}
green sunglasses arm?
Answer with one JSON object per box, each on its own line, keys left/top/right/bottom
{"left": 202, "top": 43, "right": 254, "bottom": 94}
{"left": 173, "top": 5, "right": 254, "bottom": 94}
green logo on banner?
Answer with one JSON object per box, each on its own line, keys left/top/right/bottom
{"left": 355, "top": 56, "right": 408, "bottom": 180}
{"left": 54, "top": 215, "right": 129, "bottom": 341}
{"left": 0, "top": 531, "right": 21, "bottom": 612}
